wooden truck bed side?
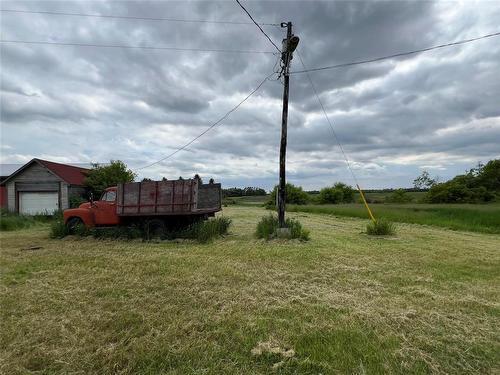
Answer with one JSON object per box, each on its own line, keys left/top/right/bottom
{"left": 116, "top": 179, "right": 221, "bottom": 216}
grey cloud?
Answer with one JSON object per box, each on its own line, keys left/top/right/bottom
{"left": 1, "top": 0, "right": 500, "bottom": 189}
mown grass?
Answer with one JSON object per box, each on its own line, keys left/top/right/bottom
{"left": 1, "top": 206, "right": 499, "bottom": 374}
{"left": 287, "top": 203, "right": 500, "bottom": 234}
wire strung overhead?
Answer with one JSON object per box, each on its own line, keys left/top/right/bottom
{"left": 0, "top": 39, "right": 276, "bottom": 54}
{"left": 295, "top": 50, "right": 376, "bottom": 222}
{"left": 291, "top": 31, "right": 500, "bottom": 74}
{"left": 234, "top": 0, "right": 281, "bottom": 53}
{"left": 0, "top": 8, "right": 280, "bottom": 26}
{"left": 134, "top": 72, "right": 275, "bottom": 171}
{"left": 295, "top": 51, "right": 359, "bottom": 187}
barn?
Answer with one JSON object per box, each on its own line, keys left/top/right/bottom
{"left": 2, "top": 158, "right": 89, "bottom": 214}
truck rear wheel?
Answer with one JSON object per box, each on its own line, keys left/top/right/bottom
{"left": 144, "top": 219, "right": 166, "bottom": 240}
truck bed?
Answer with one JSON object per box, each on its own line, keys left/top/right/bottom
{"left": 116, "top": 179, "right": 221, "bottom": 216}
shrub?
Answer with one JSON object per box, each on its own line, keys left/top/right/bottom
{"left": 191, "top": 216, "right": 232, "bottom": 243}
{"left": 256, "top": 215, "right": 279, "bottom": 239}
{"left": 286, "top": 218, "right": 310, "bottom": 241}
{"left": 50, "top": 219, "right": 70, "bottom": 238}
{"left": 255, "top": 214, "right": 310, "bottom": 241}
{"left": 366, "top": 219, "right": 396, "bottom": 236}
{"left": 266, "top": 183, "right": 309, "bottom": 208}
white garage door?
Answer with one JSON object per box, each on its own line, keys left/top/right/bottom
{"left": 19, "top": 192, "right": 59, "bottom": 215}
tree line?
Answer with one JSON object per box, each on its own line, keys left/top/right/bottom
{"left": 76, "top": 159, "right": 499, "bottom": 206}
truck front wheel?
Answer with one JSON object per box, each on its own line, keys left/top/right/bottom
{"left": 67, "top": 217, "right": 84, "bottom": 234}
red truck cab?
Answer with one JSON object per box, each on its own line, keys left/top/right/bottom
{"left": 64, "top": 187, "right": 120, "bottom": 228}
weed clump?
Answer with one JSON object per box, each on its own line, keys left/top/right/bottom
{"left": 173, "top": 216, "right": 232, "bottom": 243}
{"left": 50, "top": 219, "right": 70, "bottom": 239}
{"left": 256, "top": 214, "right": 310, "bottom": 241}
{"left": 366, "top": 219, "right": 396, "bottom": 236}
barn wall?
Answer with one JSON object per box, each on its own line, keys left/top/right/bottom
{"left": 13, "top": 163, "right": 61, "bottom": 183}
{"left": 0, "top": 186, "right": 7, "bottom": 208}
{"left": 7, "top": 181, "right": 15, "bottom": 212}
{"left": 6, "top": 162, "right": 62, "bottom": 213}
{"left": 60, "top": 182, "right": 68, "bottom": 210}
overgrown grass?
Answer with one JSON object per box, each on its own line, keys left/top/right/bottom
{"left": 366, "top": 218, "right": 396, "bottom": 236}
{"left": 287, "top": 203, "right": 500, "bottom": 234}
{"left": 182, "top": 216, "right": 232, "bottom": 243}
{"left": 256, "top": 214, "right": 310, "bottom": 241}
{"left": 1, "top": 209, "right": 55, "bottom": 232}
{"left": 1, "top": 206, "right": 499, "bottom": 374}
{"left": 50, "top": 216, "right": 231, "bottom": 243}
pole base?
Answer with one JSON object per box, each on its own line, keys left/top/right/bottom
{"left": 276, "top": 227, "right": 291, "bottom": 239}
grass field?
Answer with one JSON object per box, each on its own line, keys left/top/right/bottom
{"left": 287, "top": 203, "right": 500, "bottom": 234}
{"left": 1, "top": 206, "right": 499, "bottom": 374}
{"left": 226, "top": 191, "right": 428, "bottom": 206}
{"left": 229, "top": 196, "right": 500, "bottom": 234}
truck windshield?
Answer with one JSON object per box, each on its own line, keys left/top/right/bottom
{"left": 101, "top": 191, "right": 116, "bottom": 202}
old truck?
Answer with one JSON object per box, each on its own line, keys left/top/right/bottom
{"left": 63, "top": 178, "right": 221, "bottom": 233}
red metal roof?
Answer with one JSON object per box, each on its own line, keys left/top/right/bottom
{"left": 36, "top": 159, "right": 89, "bottom": 185}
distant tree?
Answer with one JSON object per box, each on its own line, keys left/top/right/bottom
{"left": 318, "top": 183, "right": 355, "bottom": 204}
{"left": 475, "top": 160, "right": 500, "bottom": 191}
{"left": 84, "top": 160, "right": 136, "bottom": 197}
{"left": 426, "top": 159, "right": 499, "bottom": 203}
{"left": 141, "top": 178, "right": 152, "bottom": 182}
{"left": 413, "top": 170, "right": 437, "bottom": 189}
{"left": 318, "top": 187, "right": 343, "bottom": 204}
{"left": 267, "top": 183, "right": 309, "bottom": 208}
{"left": 222, "top": 187, "right": 267, "bottom": 198}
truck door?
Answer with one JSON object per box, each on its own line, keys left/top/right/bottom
{"left": 93, "top": 190, "right": 120, "bottom": 225}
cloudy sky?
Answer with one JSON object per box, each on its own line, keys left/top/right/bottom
{"left": 1, "top": 1, "right": 499, "bottom": 189}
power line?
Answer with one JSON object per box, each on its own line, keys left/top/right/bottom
{"left": 234, "top": 0, "right": 281, "bottom": 53}
{"left": 0, "top": 8, "right": 280, "bottom": 26}
{"left": 291, "top": 31, "right": 500, "bottom": 74}
{"left": 134, "top": 72, "right": 274, "bottom": 171}
{"left": 295, "top": 50, "right": 360, "bottom": 186}
{"left": 296, "top": 49, "right": 377, "bottom": 222}
{"left": 0, "top": 39, "right": 276, "bottom": 54}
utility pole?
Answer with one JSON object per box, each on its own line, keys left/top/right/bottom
{"left": 278, "top": 22, "right": 299, "bottom": 228}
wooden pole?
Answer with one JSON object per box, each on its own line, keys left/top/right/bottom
{"left": 278, "top": 21, "right": 292, "bottom": 228}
